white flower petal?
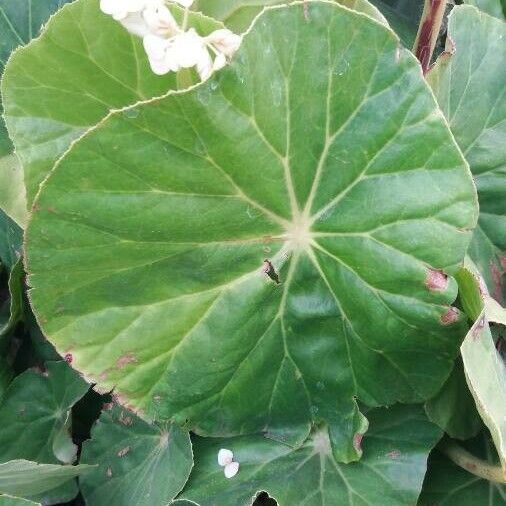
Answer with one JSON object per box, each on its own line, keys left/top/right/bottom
{"left": 143, "top": 2, "right": 178, "bottom": 36}
{"left": 212, "top": 52, "right": 227, "bottom": 72}
{"left": 217, "top": 448, "right": 234, "bottom": 467}
{"left": 173, "top": 29, "right": 206, "bottom": 68}
{"left": 127, "top": 0, "right": 147, "bottom": 10}
{"left": 100, "top": 0, "right": 119, "bottom": 15}
{"left": 224, "top": 461, "right": 239, "bottom": 479}
{"left": 120, "top": 11, "right": 151, "bottom": 37}
{"left": 147, "top": 54, "right": 173, "bottom": 75}
{"left": 101, "top": 0, "right": 146, "bottom": 18}
{"left": 197, "top": 49, "right": 213, "bottom": 80}
{"left": 206, "top": 29, "right": 241, "bottom": 57}
{"left": 143, "top": 34, "right": 169, "bottom": 60}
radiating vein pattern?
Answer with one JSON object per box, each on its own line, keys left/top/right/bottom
{"left": 25, "top": 2, "right": 477, "bottom": 462}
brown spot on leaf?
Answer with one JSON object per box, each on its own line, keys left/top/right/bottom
{"left": 116, "top": 353, "right": 138, "bottom": 369}
{"left": 64, "top": 353, "right": 73, "bottom": 364}
{"left": 117, "top": 446, "right": 130, "bottom": 457}
{"left": 425, "top": 269, "right": 448, "bottom": 291}
{"left": 103, "top": 402, "right": 114, "bottom": 411}
{"left": 440, "top": 307, "right": 460, "bottom": 325}
{"left": 353, "top": 433, "right": 363, "bottom": 453}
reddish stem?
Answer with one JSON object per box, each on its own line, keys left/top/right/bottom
{"left": 413, "top": 0, "right": 448, "bottom": 74}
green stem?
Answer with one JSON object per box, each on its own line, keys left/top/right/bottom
{"left": 182, "top": 6, "right": 189, "bottom": 31}
{"left": 412, "top": 0, "right": 448, "bottom": 74}
{"left": 439, "top": 439, "right": 506, "bottom": 484}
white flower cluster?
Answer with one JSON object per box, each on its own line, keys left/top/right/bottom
{"left": 100, "top": 0, "right": 241, "bottom": 79}
{"left": 217, "top": 448, "right": 240, "bottom": 478}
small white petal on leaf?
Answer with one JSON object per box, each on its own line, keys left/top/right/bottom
{"left": 224, "top": 461, "right": 239, "bottom": 478}
{"left": 217, "top": 448, "right": 234, "bottom": 466}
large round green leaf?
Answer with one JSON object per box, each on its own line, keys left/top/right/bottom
{"left": 428, "top": 6, "right": 506, "bottom": 303}
{"left": 80, "top": 405, "right": 193, "bottom": 506}
{"left": 1, "top": 0, "right": 222, "bottom": 206}
{"left": 26, "top": 2, "right": 477, "bottom": 462}
{"left": 178, "top": 405, "right": 442, "bottom": 506}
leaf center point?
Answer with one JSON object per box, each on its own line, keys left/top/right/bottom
{"left": 284, "top": 215, "right": 312, "bottom": 252}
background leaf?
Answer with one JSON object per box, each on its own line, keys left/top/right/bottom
{"left": 464, "top": 0, "right": 506, "bottom": 19}
{"left": 0, "top": 258, "right": 23, "bottom": 337}
{"left": 0, "top": 155, "right": 27, "bottom": 228}
{"left": 456, "top": 266, "right": 506, "bottom": 469}
{"left": 0, "top": 460, "right": 93, "bottom": 504}
{"left": 0, "top": 495, "right": 40, "bottom": 506}
{"left": 1, "top": 0, "right": 222, "bottom": 207}
{"left": 370, "top": 0, "right": 420, "bottom": 46}
{"left": 0, "top": 361, "right": 89, "bottom": 464}
{"left": 428, "top": 5, "right": 506, "bottom": 303}
{"left": 0, "top": 0, "right": 72, "bottom": 156}
{"left": 0, "top": 362, "right": 90, "bottom": 503}
{"left": 179, "top": 405, "right": 442, "bottom": 506}
{"left": 191, "top": 0, "right": 388, "bottom": 30}
{"left": 25, "top": 1, "right": 476, "bottom": 463}
{"left": 191, "top": 0, "right": 419, "bottom": 47}
{"left": 419, "top": 433, "right": 506, "bottom": 505}
{"left": 0, "top": 355, "right": 12, "bottom": 399}
{"left": 0, "top": 211, "right": 22, "bottom": 271}
{"left": 0, "top": 0, "right": 73, "bottom": 226}
{"left": 80, "top": 405, "right": 193, "bottom": 506}
{"left": 425, "top": 358, "right": 482, "bottom": 440}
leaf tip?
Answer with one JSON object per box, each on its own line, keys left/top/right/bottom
{"left": 425, "top": 269, "right": 448, "bottom": 291}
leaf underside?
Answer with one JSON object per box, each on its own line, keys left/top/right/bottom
{"left": 25, "top": 2, "right": 477, "bottom": 462}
